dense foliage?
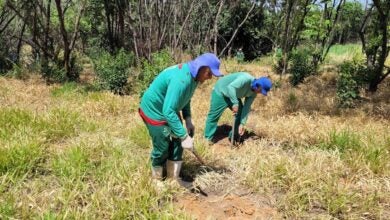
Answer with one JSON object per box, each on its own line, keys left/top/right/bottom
{"left": 0, "top": 0, "right": 388, "bottom": 94}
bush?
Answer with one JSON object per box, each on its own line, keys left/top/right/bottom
{"left": 6, "top": 64, "right": 30, "bottom": 80}
{"left": 336, "top": 60, "right": 366, "bottom": 108}
{"left": 41, "top": 60, "right": 68, "bottom": 83}
{"left": 38, "top": 53, "right": 83, "bottom": 83}
{"left": 272, "top": 48, "right": 283, "bottom": 74}
{"left": 285, "top": 91, "right": 299, "bottom": 112}
{"left": 136, "top": 49, "right": 175, "bottom": 96}
{"left": 0, "top": 55, "right": 12, "bottom": 75}
{"left": 67, "top": 55, "right": 83, "bottom": 81}
{"left": 0, "top": 36, "right": 13, "bottom": 75}
{"left": 92, "top": 49, "right": 134, "bottom": 94}
{"left": 289, "top": 48, "right": 316, "bottom": 86}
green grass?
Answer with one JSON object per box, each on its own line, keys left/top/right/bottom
{"left": 0, "top": 107, "right": 96, "bottom": 178}
{"left": 51, "top": 82, "right": 86, "bottom": 98}
{"left": 325, "top": 43, "right": 364, "bottom": 64}
{"left": 0, "top": 196, "right": 16, "bottom": 218}
{"left": 0, "top": 141, "right": 44, "bottom": 175}
{"left": 318, "top": 129, "right": 390, "bottom": 175}
{"left": 327, "top": 44, "right": 362, "bottom": 56}
{"left": 52, "top": 144, "right": 94, "bottom": 179}
{"left": 253, "top": 55, "right": 274, "bottom": 66}
{"left": 128, "top": 123, "right": 151, "bottom": 149}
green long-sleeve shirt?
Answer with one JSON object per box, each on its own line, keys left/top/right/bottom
{"left": 140, "top": 64, "right": 197, "bottom": 138}
{"left": 214, "top": 72, "right": 257, "bottom": 125}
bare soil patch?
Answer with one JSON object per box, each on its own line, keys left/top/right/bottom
{"left": 176, "top": 190, "right": 279, "bottom": 220}
{"left": 175, "top": 127, "right": 279, "bottom": 219}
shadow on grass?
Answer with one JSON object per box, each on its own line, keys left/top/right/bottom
{"left": 212, "top": 124, "right": 262, "bottom": 145}
{"left": 182, "top": 161, "right": 231, "bottom": 181}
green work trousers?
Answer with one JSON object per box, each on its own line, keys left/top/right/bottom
{"left": 144, "top": 122, "right": 183, "bottom": 167}
{"left": 204, "top": 90, "right": 243, "bottom": 141}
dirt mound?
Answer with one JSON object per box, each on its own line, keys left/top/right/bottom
{"left": 176, "top": 192, "right": 279, "bottom": 219}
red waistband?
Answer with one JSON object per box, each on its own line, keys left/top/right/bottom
{"left": 138, "top": 108, "right": 167, "bottom": 126}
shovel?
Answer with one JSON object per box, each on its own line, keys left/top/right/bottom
{"left": 231, "top": 115, "right": 236, "bottom": 148}
{"left": 189, "top": 131, "right": 206, "bottom": 165}
{"left": 191, "top": 149, "right": 205, "bottom": 165}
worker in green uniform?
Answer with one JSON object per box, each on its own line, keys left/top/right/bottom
{"left": 235, "top": 48, "right": 244, "bottom": 63}
{"left": 204, "top": 73, "right": 272, "bottom": 143}
{"left": 139, "top": 53, "right": 222, "bottom": 187}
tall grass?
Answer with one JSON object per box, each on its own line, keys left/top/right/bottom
{"left": 318, "top": 129, "right": 390, "bottom": 175}
{"left": 325, "top": 44, "right": 363, "bottom": 64}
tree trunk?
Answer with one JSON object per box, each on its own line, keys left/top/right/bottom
{"left": 219, "top": 2, "right": 256, "bottom": 57}
{"left": 213, "top": 0, "right": 224, "bottom": 54}
{"left": 281, "top": 0, "right": 293, "bottom": 75}
{"left": 16, "top": 21, "right": 26, "bottom": 63}
{"left": 369, "top": 0, "right": 389, "bottom": 92}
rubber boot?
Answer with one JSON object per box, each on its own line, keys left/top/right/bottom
{"left": 151, "top": 166, "right": 165, "bottom": 191}
{"left": 166, "top": 160, "right": 193, "bottom": 189}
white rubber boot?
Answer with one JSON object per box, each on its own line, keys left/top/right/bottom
{"left": 152, "top": 166, "right": 163, "bottom": 179}
{"left": 151, "top": 166, "right": 165, "bottom": 191}
{"left": 166, "top": 160, "right": 193, "bottom": 189}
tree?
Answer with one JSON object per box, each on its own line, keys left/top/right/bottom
{"left": 359, "top": 0, "right": 389, "bottom": 91}
{"left": 301, "top": 0, "right": 346, "bottom": 68}
{"left": 278, "top": 0, "right": 314, "bottom": 75}
{"left": 54, "top": 0, "right": 87, "bottom": 80}
{"left": 336, "top": 1, "right": 364, "bottom": 43}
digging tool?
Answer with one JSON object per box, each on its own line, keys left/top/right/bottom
{"left": 188, "top": 132, "right": 206, "bottom": 165}
{"left": 231, "top": 115, "right": 236, "bottom": 148}
{"left": 191, "top": 148, "right": 205, "bottom": 165}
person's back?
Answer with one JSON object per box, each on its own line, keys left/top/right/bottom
{"left": 140, "top": 63, "right": 196, "bottom": 122}
{"left": 214, "top": 72, "right": 256, "bottom": 100}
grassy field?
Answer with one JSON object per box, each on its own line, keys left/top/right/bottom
{"left": 0, "top": 48, "right": 389, "bottom": 219}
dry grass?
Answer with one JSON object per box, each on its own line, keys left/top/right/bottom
{"left": 190, "top": 60, "right": 390, "bottom": 218}
{"left": 0, "top": 57, "right": 389, "bottom": 219}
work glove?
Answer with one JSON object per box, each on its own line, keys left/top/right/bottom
{"left": 185, "top": 117, "right": 195, "bottom": 137}
{"left": 238, "top": 124, "right": 245, "bottom": 136}
{"left": 181, "top": 135, "right": 194, "bottom": 151}
{"left": 232, "top": 105, "right": 238, "bottom": 116}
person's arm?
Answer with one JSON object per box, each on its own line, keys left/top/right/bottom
{"left": 240, "top": 94, "right": 256, "bottom": 125}
{"left": 182, "top": 100, "right": 195, "bottom": 137}
{"left": 162, "top": 81, "right": 187, "bottom": 139}
{"left": 182, "top": 101, "right": 191, "bottom": 119}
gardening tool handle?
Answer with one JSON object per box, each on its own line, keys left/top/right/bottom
{"left": 192, "top": 149, "right": 205, "bottom": 165}
{"left": 231, "top": 115, "right": 236, "bottom": 146}
{"left": 187, "top": 132, "right": 205, "bottom": 165}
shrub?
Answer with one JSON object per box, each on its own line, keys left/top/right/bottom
{"left": 92, "top": 49, "right": 134, "bottom": 94}
{"left": 272, "top": 48, "right": 283, "bottom": 74}
{"left": 336, "top": 59, "right": 366, "bottom": 108}
{"left": 6, "top": 64, "right": 30, "bottom": 80}
{"left": 0, "top": 36, "right": 13, "bottom": 74}
{"left": 40, "top": 60, "right": 68, "bottom": 83}
{"left": 289, "top": 48, "right": 316, "bottom": 86}
{"left": 285, "top": 91, "right": 299, "bottom": 112}
{"left": 136, "top": 49, "right": 175, "bottom": 96}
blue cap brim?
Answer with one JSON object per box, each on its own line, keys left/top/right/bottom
{"left": 211, "top": 68, "right": 223, "bottom": 77}
{"left": 261, "top": 88, "right": 268, "bottom": 96}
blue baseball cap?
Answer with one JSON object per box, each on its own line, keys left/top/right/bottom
{"left": 251, "top": 77, "right": 272, "bottom": 96}
{"left": 188, "top": 53, "right": 223, "bottom": 78}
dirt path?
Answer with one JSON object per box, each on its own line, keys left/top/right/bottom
{"left": 174, "top": 126, "right": 280, "bottom": 219}
{"left": 176, "top": 191, "right": 278, "bottom": 220}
